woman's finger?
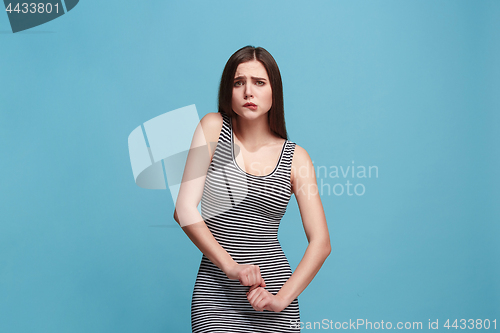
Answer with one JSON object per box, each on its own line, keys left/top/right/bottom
{"left": 247, "top": 284, "right": 259, "bottom": 295}
{"left": 248, "top": 268, "right": 256, "bottom": 285}
{"left": 247, "top": 286, "right": 261, "bottom": 304}
{"left": 256, "top": 296, "right": 269, "bottom": 312}
{"left": 250, "top": 292, "right": 264, "bottom": 311}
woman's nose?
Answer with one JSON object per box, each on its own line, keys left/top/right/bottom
{"left": 245, "top": 84, "right": 253, "bottom": 98}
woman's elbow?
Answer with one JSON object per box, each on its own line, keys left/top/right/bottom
{"left": 311, "top": 238, "right": 331, "bottom": 258}
{"left": 320, "top": 239, "right": 332, "bottom": 258}
{"left": 173, "top": 209, "right": 180, "bottom": 225}
{"left": 318, "top": 242, "right": 332, "bottom": 259}
{"left": 173, "top": 204, "right": 201, "bottom": 227}
{"left": 325, "top": 243, "right": 332, "bottom": 257}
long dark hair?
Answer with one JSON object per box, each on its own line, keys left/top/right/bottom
{"left": 218, "top": 45, "right": 288, "bottom": 140}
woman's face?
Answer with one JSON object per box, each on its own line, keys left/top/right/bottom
{"left": 231, "top": 60, "right": 272, "bottom": 120}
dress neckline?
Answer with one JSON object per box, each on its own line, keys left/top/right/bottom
{"left": 229, "top": 116, "right": 287, "bottom": 178}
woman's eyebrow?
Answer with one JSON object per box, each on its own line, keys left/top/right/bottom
{"left": 233, "top": 76, "right": 267, "bottom": 81}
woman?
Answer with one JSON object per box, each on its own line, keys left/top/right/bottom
{"left": 174, "top": 45, "right": 330, "bottom": 332}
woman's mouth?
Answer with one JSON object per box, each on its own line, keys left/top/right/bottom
{"left": 243, "top": 103, "right": 257, "bottom": 110}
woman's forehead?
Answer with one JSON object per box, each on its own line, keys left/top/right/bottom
{"left": 234, "top": 60, "right": 268, "bottom": 78}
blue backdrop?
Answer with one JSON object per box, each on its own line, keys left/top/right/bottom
{"left": 1, "top": 1, "right": 498, "bottom": 332}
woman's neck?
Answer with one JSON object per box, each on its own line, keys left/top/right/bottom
{"left": 232, "top": 113, "right": 276, "bottom": 148}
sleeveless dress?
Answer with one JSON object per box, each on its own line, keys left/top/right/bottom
{"left": 191, "top": 111, "right": 300, "bottom": 333}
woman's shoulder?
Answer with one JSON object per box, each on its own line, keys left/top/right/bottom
{"left": 200, "top": 111, "right": 224, "bottom": 127}
{"left": 199, "top": 112, "right": 226, "bottom": 159}
{"left": 290, "top": 142, "right": 310, "bottom": 164}
{"left": 290, "top": 142, "right": 315, "bottom": 182}
{"left": 200, "top": 112, "right": 225, "bottom": 140}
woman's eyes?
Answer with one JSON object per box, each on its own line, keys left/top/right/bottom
{"left": 233, "top": 81, "right": 265, "bottom": 87}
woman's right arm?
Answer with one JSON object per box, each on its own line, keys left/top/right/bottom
{"left": 173, "top": 113, "right": 265, "bottom": 288}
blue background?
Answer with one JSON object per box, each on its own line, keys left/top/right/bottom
{"left": 1, "top": 1, "right": 498, "bottom": 332}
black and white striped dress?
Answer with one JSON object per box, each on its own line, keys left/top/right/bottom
{"left": 191, "top": 111, "right": 300, "bottom": 332}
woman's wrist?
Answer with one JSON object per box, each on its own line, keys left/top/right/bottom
{"left": 275, "top": 290, "right": 294, "bottom": 309}
{"left": 271, "top": 293, "right": 291, "bottom": 312}
{"left": 221, "top": 259, "right": 238, "bottom": 276}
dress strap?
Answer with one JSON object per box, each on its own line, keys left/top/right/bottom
{"left": 280, "top": 140, "right": 296, "bottom": 176}
{"left": 219, "top": 111, "right": 230, "bottom": 138}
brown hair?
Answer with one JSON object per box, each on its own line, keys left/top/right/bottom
{"left": 218, "top": 45, "right": 288, "bottom": 140}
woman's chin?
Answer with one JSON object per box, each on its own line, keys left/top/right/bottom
{"left": 233, "top": 109, "right": 269, "bottom": 120}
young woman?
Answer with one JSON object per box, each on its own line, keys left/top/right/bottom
{"left": 174, "top": 45, "right": 330, "bottom": 332}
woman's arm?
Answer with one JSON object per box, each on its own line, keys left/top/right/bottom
{"left": 174, "top": 112, "right": 266, "bottom": 288}
{"left": 247, "top": 144, "right": 331, "bottom": 312}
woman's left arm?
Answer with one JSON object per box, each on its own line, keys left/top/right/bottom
{"left": 247, "top": 145, "right": 331, "bottom": 312}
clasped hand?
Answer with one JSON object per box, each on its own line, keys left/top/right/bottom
{"left": 224, "top": 263, "right": 288, "bottom": 312}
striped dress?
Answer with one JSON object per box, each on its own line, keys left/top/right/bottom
{"left": 191, "top": 111, "right": 300, "bottom": 332}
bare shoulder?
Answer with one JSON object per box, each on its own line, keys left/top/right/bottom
{"left": 199, "top": 112, "right": 224, "bottom": 159}
{"left": 292, "top": 144, "right": 313, "bottom": 169}
{"left": 291, "top": 144, "right": 315, "bottom": 183}
{"left": 200, "top": 112, "right": 222, "bottom": 130}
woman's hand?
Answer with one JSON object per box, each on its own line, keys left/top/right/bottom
{"left": 246, "top": 287, "right": 288, "bottom": 312}
{"left": 224, "top": 263, "right": 266, "bottom": 289}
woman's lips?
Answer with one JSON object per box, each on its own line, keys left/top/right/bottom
{"left": 243, "top": 103, "right": 257, "bottom": 111}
